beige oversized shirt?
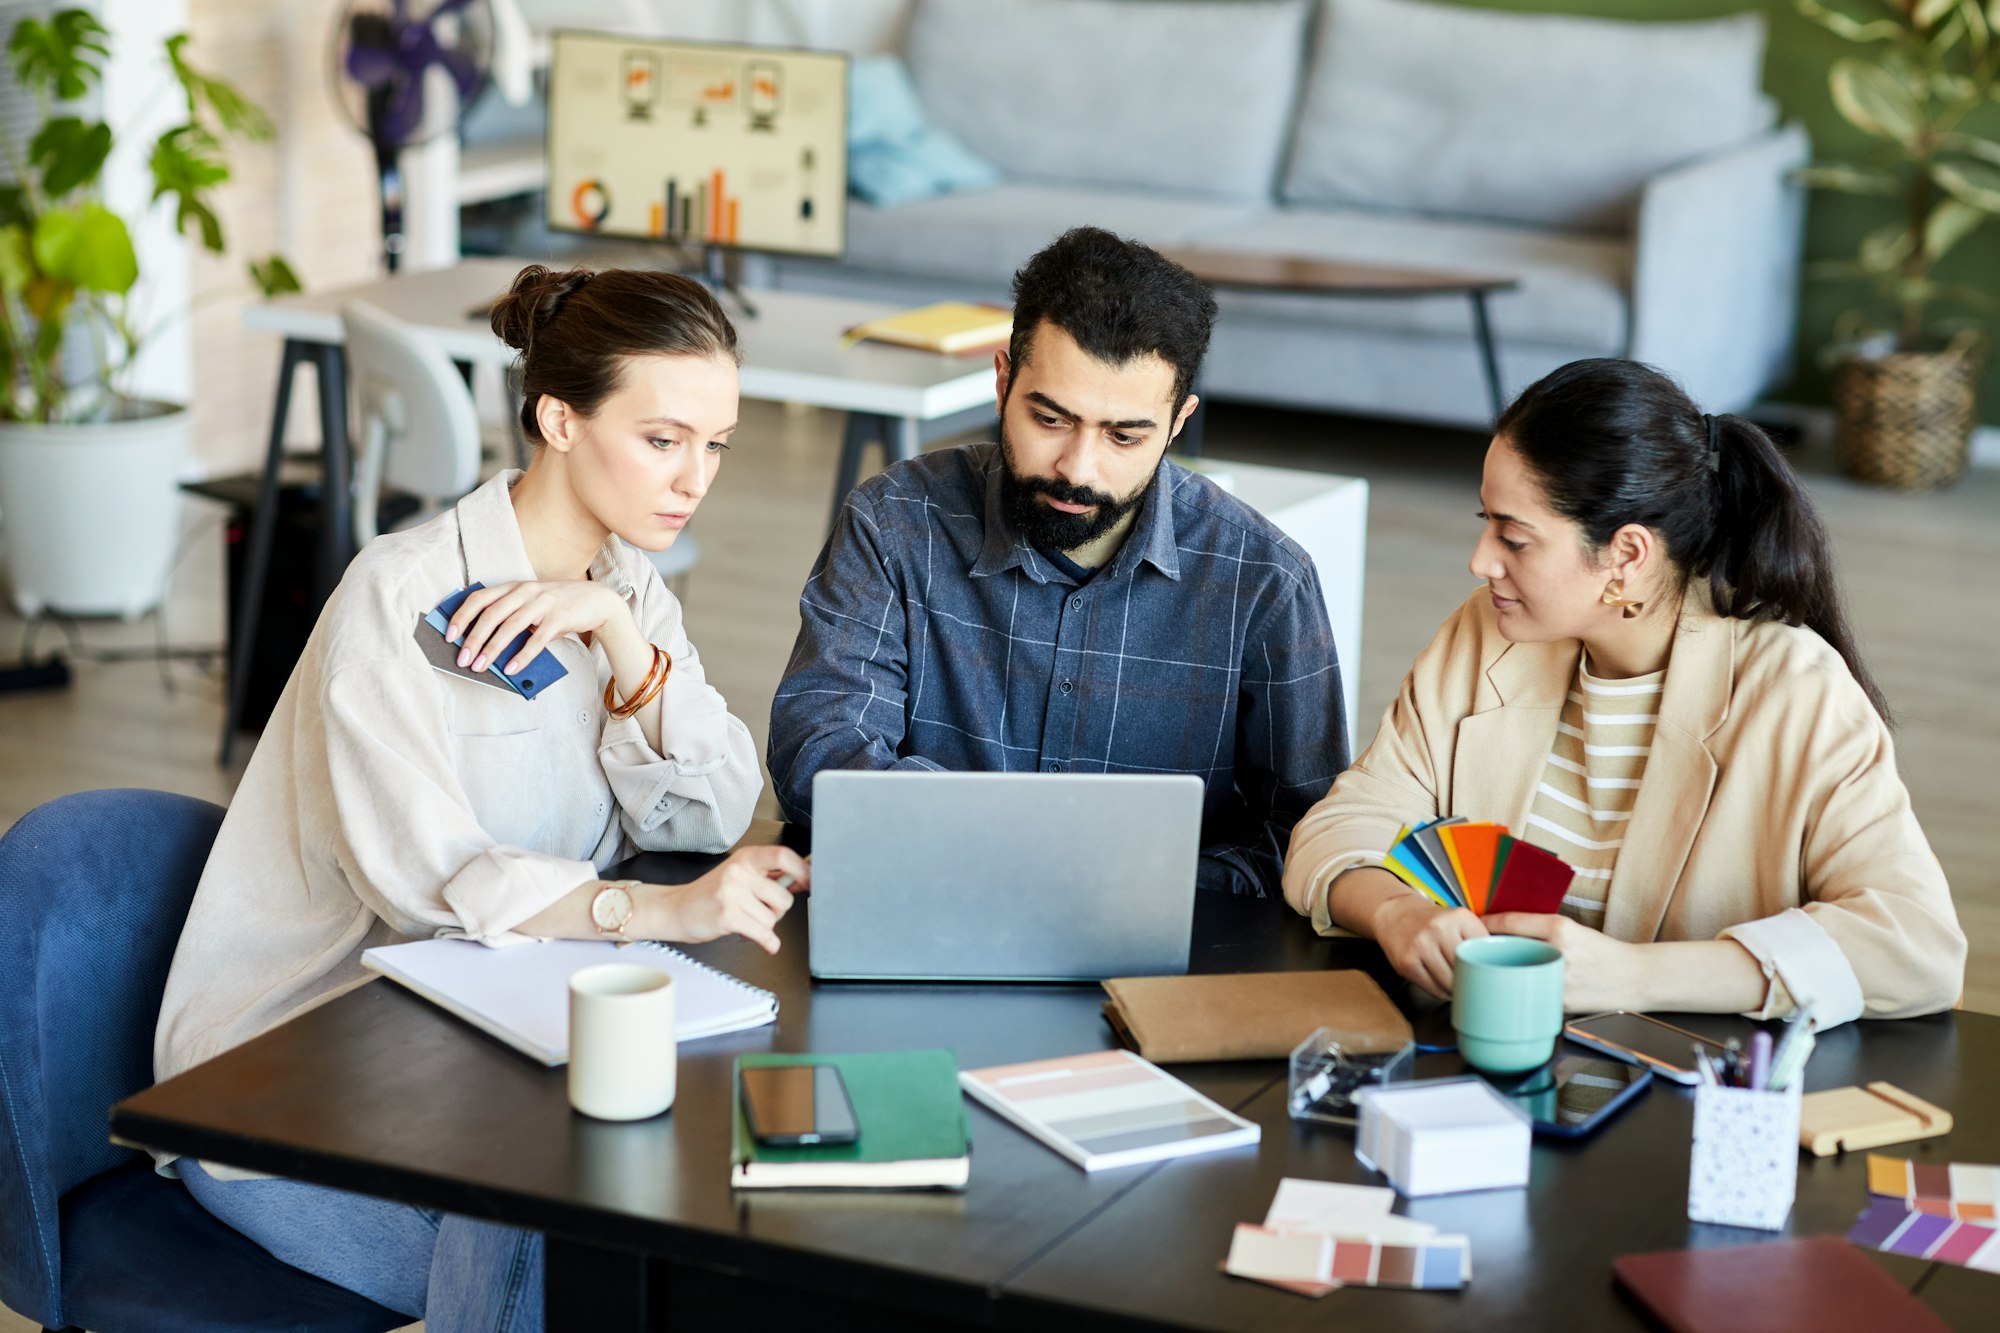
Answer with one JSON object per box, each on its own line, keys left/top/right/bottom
{"left": 1283, "top": 588, "right": 1965, "bottom": 1026}
{"left": 154, "top": 471, "right": 761, "bottom": 1093}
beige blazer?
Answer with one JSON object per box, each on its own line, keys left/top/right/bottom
{"left": 1284, "top": 590, "right": 1965, "bottom": 1023}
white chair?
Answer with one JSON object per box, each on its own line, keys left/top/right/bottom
{"left": 342, "top": 300, "right": 484, "bottom": 549}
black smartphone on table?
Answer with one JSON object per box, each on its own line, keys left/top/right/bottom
{"left": 740, "top": 1063, "right": 860, "bottom": 1147}
{"left": 1494, "top": 1049, "right": 1654, "bottom": 1138}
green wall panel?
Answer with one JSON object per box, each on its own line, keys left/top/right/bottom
{"left": 1417, "top": 1, "right": 2000, "bottom": 423}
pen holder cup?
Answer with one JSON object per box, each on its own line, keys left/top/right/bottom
{"left": 1288, "top": 1025, "right": 1416, "bottom": 1126}
{"left": 1686, "top": 1082, "right": 1803, "bottom": 1230}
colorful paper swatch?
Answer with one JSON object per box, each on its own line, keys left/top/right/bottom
{"left": 1222, "top": 1177, "right": 1473, "bottom": 1296}
{"left": 1223, "top": 1224, "right": 1470, "bottom": 1292}
{"left": 1225, "top": 1225, "right": 1332, "bottom": 1284}
{"left": 1383, "top": 819, "right": 1574, "bottom": 916}
{"left": 1332, "top": 1237, "right": 1471, "bottom": 1289}
{"left": 959, "top": 1050, "right": 1259, "bottom": 1172}
{"left": 1866, "top": 1153, "right": 2000, "bottom": 1221}
{"left": 1848, "top": 1198, "right": 2000, "bottom": 1273}
{"left": 1485, "top": 838, "right": 1575, "bottom": 915}
{"left": 1440, "top": 824, "right": 1501, "bottom": 914}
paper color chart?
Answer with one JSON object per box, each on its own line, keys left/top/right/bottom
{"left": 1848, "top": 1199, "right": 2000, "bottom": 1272}
{"left": 959, "top": 1050, "right": 1258, "bottom": 1171}
{"left": 1224, "top": 1224, "right": 1469, "bottom": 1293}
{"left": 549, "top": 32, "right": 846, "bottom": 258}
{"left": 1866, "top": 1153, "right": 2000, "bottom": 1220}
{"left": 1223, "top": 1178, "right": 1474, "bottom": 1297}
{"left": 1330, "top": 1236, "right": 1469, "bottom": 1289}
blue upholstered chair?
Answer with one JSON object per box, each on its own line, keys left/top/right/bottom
{"left": 0, "top": 789, "right": 403, "bottom": 1333}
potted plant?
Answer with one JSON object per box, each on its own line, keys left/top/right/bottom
{"left": 0, "top": 9, "right": 296, "bottom": 617}
{"left": 1796, "top": 0, "right": 2000, "bottom": 489}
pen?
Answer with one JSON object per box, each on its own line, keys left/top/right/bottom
{"left": 1747, "top": 1030, "right": 1773, "bottom": 1091}
{"left": 1720, "top": 1038, "right": 1744, "bottom": 1088}
{"left": 1693, "top": 1045, "right": 1721, "bottom": 1086}
{"left": 1765, "top": 1001, "right": 1816, "bottom": 1092}
{"left": 1769, "top": 1027, "right": 1817, "bottom": 1093}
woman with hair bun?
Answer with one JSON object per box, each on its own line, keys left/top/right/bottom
{"left": 1285, "top": 358, "right": 1963, "bottom": 1027}
{"left": 153, "top": 264, "right": 801, "bottom": 1330}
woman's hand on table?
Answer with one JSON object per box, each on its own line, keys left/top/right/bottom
{"left": 445, "top": 579, "right": 635, "bottom": 676}
{"left": 1374, "top": 894, "right": 1489, "bottom": 1000}
{"left": 654, "top": 845, "right": 810, "bottom": 954}
{"left": 1484, "top": 911, "right": 1640, "bottom": 1013}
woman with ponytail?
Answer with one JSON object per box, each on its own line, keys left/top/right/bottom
{"left": 153, "top": 266, "right": 806, "bottom": 1332}
{"left": 1284, "top": 358, "right": 1963, "bottom": 1026}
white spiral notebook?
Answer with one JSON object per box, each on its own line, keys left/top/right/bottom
{"left": 361, "top": 937, "right": 778, "bottom": 1066}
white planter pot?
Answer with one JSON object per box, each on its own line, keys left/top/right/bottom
{"left": 0, "top": 400, "right": 190, "bottom": 618}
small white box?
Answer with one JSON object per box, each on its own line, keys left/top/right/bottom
{"left": 1687, "top": 1082, "right": 1802, "bottom": 1230}
{"left": 1354, "top": 1076, "right": 1532, "bottom": 1196}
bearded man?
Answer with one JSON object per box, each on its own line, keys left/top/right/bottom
{"left": 767, "top": 227, "right": 1348, "bottom": 896}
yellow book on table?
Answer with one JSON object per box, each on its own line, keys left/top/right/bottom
{"left": 843, "top": 302, "right": 1013, "bottom": 354}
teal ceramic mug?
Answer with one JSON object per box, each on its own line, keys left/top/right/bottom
{"left": 1452, "top": 937, "right": 1565, "bottom": 1073}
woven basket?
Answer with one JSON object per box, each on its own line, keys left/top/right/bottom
{"left": 1833, "top": 342, "right": 1982, "bottom": 490}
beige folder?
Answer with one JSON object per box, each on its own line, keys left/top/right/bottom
{"left": 1101, "top": 970, "right": 1412, "bottom": 1063}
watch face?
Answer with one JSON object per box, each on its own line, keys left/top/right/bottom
{"left": 593, "top": 886, "right": 632, "bottom": 931}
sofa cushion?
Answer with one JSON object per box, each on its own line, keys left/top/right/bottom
{"left": 847, "top": 55, "right": 1004, "bottom": 207}
{"left": 1283, "top": 0, "right": 1775, "bottom": 232}
{"left": 905, "top": 0, "right": 1311, "bottom": 202}
{"left": 1180, "top": 206, "right": 1633, "bottom": 351}
{"left": 841, "top": 181, "right": 1267, "bottom": 286}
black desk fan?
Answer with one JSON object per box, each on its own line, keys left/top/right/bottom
{"left": 331, "top": 0, "right": 495, "bottom": 272}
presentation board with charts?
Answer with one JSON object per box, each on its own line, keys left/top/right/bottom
{"left": 547, "top": 32, "right": 847, "bottom": 259}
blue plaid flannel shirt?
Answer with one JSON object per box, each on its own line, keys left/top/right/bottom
{"left": 768, "top": 442, "right": 1350, "bottom": 896}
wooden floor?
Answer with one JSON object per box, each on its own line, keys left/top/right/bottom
{"left": 0, "top": 398, "right": 1994, "bottom": 1331}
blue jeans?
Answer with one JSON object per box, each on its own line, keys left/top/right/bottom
{"left": 180, "top": 1159, "right": 544, "bottom": 1333}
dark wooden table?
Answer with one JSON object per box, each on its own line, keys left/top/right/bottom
{"left": 112, "top": 846, "right": 1992, "bottom": 1330}
{"left": 1156, "top": 246, "right": 1520, "bottom": 453}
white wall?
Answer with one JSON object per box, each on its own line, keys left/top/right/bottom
{"left": 649, "top": 0, "right": 912, "bottom": 52}
{"left": 187, "top": 0, "right": 379, "bottom": 476}
{"left": 99, "top": 0, "right": 193, "bottom": 409}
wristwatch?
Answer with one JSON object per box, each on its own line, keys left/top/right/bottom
{"left": 589, "top": 880, "right": 641, "bottom": 942}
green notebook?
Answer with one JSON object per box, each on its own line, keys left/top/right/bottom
{"left": 730, "top": 1050, "right": 971, "bottom": 1191}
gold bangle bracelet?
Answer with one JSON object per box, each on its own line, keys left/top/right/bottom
{"left": 604, "top": 644, "right": 671, "bottom": 719}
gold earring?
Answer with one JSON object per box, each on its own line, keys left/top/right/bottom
{"left": 1601, "top": 578, "right": 1644, "bottom": 619}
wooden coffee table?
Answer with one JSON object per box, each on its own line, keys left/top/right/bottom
{"left": 1158, "top": 247, "right": 1520, "bottom": 446}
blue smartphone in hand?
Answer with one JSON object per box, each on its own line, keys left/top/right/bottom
{"left": 428, "top": 585, "right": 568, "bottom": 701}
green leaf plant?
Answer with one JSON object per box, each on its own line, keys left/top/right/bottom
{"left": 1796, "top": 0, "right": 2000, "bottom": 353}
{"left": 0, "top": 10, "right": 299, "bottom": 424}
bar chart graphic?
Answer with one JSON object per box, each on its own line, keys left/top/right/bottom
{"left": 550, "top": 33, "right": 845, "bottom": 257}
{"left": 647, "top": 171, "right": 742, "bottom": 245}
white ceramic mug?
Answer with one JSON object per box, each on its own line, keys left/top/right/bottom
{"left": 568, "top": 963, "right": 677, "bottom": 1120}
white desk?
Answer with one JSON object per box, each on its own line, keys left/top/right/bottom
{"left": 1186, "top": 458, "right": 1367, "bottom": 738}
{"left": 243, "top": 257, "right": 998, "bottom": 424}
{"left": 225, "top": 257, "right": 995, "bottom": 759}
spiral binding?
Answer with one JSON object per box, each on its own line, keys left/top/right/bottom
{"left": 636, "top": 941, "right": 780, "bottom": 1013}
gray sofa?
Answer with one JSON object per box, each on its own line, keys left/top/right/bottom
{"left": 760, "top": 0, "right": 1808, "bottom": 428}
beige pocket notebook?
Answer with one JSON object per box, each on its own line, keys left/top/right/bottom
{"left": 1798, "top": 1081, "right": 1953, "bottom": 1157}
{"left": 1101, "top": 970, "right": 1411, "bottom": 1063}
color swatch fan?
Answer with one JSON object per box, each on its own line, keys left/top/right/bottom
{"left": 1383, "top": 818, "right": 1574, "bottom": 915}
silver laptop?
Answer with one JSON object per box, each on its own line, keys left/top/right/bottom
{"left": 807, "top": 771, "right": 1204, "bottom": 982}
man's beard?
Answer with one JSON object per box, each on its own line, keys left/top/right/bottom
{"left": 998, "top": 422, "right": 1152, "bottom": 553}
